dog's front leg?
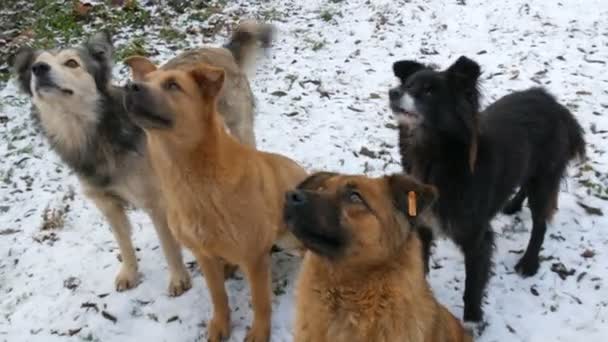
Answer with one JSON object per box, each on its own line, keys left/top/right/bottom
{"left": 461, "top": 228, "right": 494, "bottom": 324}
{"left": 243, "top": 253, "right": 272, "bottom": 342}
{"left": 88, "top": 192, "right": 139, "bottom": 291}
{"left": 194, "top": 252, "right": 231, "bottom": 342}
{"left": 148, "top": 208, "right": 192, "bottom": 296}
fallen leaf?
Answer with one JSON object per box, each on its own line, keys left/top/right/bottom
{"left": 577, "top": 202, "right": 603, "bottom": 216}
{"left": 102, "top": 310, "right": 117, "bottom": 324}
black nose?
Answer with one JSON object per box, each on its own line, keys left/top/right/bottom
{"left": 286, "top": 190, "right": 307, "bottom": 206}
{"left": 32, "top": 62, "right": 50, "bottom": 77}
{"left": 126, "top": 82, "right": 141, "bottom": 92}
{"left": 389, "top": 88, "right": 400, "bottom": 101}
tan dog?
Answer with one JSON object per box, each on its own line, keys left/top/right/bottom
{"left": 11, "top": 23, "right": 272, "bottom": 296}
{"left": 284, "top": 172, "right": 472, "bottom": 342}
{"left": 125, "top": 20, "right": 274, "bottom": 147}
{"left": 123, "top": 62, "right": 307, "bottom": 342}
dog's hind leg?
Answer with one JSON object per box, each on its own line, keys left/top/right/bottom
{"left": 515, "top": 176, "right": 560, "bottom": 277}
{"left": 148, "top": 208, "right": 192, "bottom": 296}
{"left": 461, "top": 228, "right": 494, "bottom": 323}
{"left": 502, "top": 187, "right": 527, "bottom": 215}
{"left": 243, "top": 253, "right": 272, "bottom": 342}
{"left": 195, "top": 252, "right": 231, "bottom": 342}
{"left": 88, "top": 191, "right": 139, "bottom": 291}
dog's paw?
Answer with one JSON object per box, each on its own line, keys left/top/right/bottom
{"left": 501, "top": 203, "right": 521, "bottom": 215}
{"left": 207, "top": 314, "right": 231, "bottom": 342}
{"left": 168, "top": 270, "right": 192, "bottom": 296}
{"left": 463, "top": 320, "right": 489, "bottom": 337}
{"left": 244, "top": 322, "right": 270, "bottom": 342}
{"left": 515, "top": 256, "right": 540, "bottom": 277}
{"left": 115, "top": 267, "right": 139, "bottom": 291}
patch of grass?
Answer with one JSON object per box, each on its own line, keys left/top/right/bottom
{"left": 30, "top": 0, "right": 86, "bottom": 48}
{"left": 116, "top": 37, "right": 147, "bottom": 60}
{"left": 188, "top": 9, "right": 213, "bottom": 22}
{"left": 0, "top": 72, "right": 10, "bottom": 83}
{"left": 92, "top": 1, "right": 152, "bottom": 32}
{"left": 260, "top": 7, "right": 282, "bottom": 21}
{"left": 41, "top": 205, "right": 67, "bottom": 231}
{"left": 15, "top": 1, "right": 152, "bottom": 49}
{"left": 320, "top": 9, "right": 334, "bottom": 22}
{"left": 304, "top": 37, "right": 327, "bottom": 52}
{"left": 159, "top": 27, "right": 187, "bottom": 42}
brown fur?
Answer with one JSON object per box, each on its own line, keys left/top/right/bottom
{"left": 286, "top": 174, "right": 472, "bottom": 342}
{"left": 124, "top": 21, "right": 272, "bottom": 147}
{"left": 124, "top": 62, "right": 306, "bottom": 342}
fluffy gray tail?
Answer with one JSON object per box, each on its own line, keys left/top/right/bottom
{"left": 223, "top": 20, "right": 274, "bottom": 71}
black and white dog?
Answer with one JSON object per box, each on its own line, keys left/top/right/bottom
{"left": 11, "top": 32, "right": 192, "bottom": 295}
{"left": 388, "top": 56, "right": 586, "bottom": 324}
{"left": 11, "top": 23, "right": 273, "bottom": 295}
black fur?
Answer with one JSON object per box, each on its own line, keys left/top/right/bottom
{"left": 71, "top": 86, "right": 143, "bottom": 187}
{"left": 389, "top": 56, "right": 586, "bottom": 323}
{"left": 10, "top": 32, "right": 143, "bottom": 188}
{"left": 284, "top": 188, "right": 349, "bottom": 260}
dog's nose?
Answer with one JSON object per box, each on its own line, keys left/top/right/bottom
{"left": 31, "top": 62, "right": 50, "bottom": 77}
{"left": 286, "top": 190, "right": 307, "bottom": 206}
{"left": 126, "top": 82, "right": 141, "bottom": 92}
{"left": 388, "top": 88, "right": 400, "bottom": 101}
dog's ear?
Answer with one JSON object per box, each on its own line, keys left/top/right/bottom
{"left": 85, "top": 31, "right": 114, "bottom": 89}
{"left": 446, "top": 56, "right": 481, "bottom": 172}
{"left": 387, "top": 174, "right": 438, "bottom": 218}
{"left": 124, "top": 56, "right": 157, "bottom": 81}
{"left": 10, "top": 46, "right": 37, "bottom": 95}
{"left": 393, "top": 60, "right": 426, "bottom": 82}
{"left": 86, "top": 31, "right": 113, "bottom": 62}
{"left": 297, "top": 172, "right": 338, "bottom": 191}
{"left": 188, "top": 64, "right": 225, "bottom": 98}
{"left": 446, "top": 56, "right": 480, "bottom": 90}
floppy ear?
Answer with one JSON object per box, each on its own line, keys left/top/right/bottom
{"left": 387, "top": 174, "right": 438, "bottom": 218}
{"left": 296, "top": 172, "right": 339, "bottom": 191}
{"left": 124, "top": 56, "right": 157, "bottom": 81}
{"left": 188, "top": 64, "right": 225, "bottom": 98}
{"left": 393, "top": 60, "right": 427, "bottom": 82}
{"left": 446, "top": 56, "right": 480, "bottom": 91}
{"left": 10, "top": 46, "right": 37, "bottom": 95}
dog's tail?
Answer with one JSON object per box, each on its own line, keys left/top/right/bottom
{"left": 564, "top": 109, "right": 586, "bottom": 162}
{"left": 224, "top": 20, "right": 274, "bottom": 71}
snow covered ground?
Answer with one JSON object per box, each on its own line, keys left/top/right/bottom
{"left": 1, "top": 0, "right": 608, "bottom": 341}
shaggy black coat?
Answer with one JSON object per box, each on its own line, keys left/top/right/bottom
{"left": 389, "top": 56, "right": 586, "bottom": 323}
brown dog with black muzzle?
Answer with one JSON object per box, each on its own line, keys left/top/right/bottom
{"left": 123, "top": 61, "right": 306, "bottom": 342}
{"left": 284, "top": 172, "right": 472, "bottom": 342}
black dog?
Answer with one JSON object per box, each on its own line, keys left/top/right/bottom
{"left": 388, "top": 56, "right": 586, "bottom": 323}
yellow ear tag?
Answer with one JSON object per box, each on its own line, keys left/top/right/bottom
{"left": 408, "top": 191, "right": 417, "bottom": 217}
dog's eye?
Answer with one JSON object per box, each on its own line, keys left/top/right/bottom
{"left": 164, "top": 80, "right": 181, "bottom": 91}
{"left": 64, "top": 59, "right": 79, "bottom": 68}
{"left": 347, "top": 190, "right": 364, "bottom": 204}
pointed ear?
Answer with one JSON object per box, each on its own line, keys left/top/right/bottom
{"left": 10, "top": 46, "right": 37, "bottom": 95}
{"left": 188, "top": 64, "right": 225, "bottom": 97}
{"left": 387, "top": 174, "right": 438, "bottom": 218}
{"left": 296, "top": 172, "right": 339, "bottom": 191}
{"left": 446, "top": 56, "right": 481, "bottom": 89}
{"left": 393, "top": 60, "right": 427, "bottom": 82}
{"left": 124, "top": 56, "right": 157, "bottom": 81}
{"left": 86, "top": 31, "right": 113, "bottom": 63}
